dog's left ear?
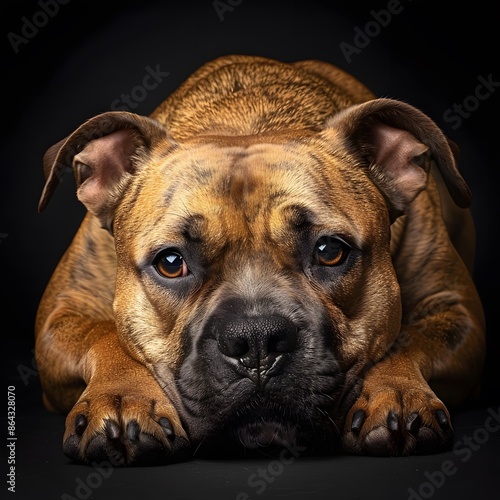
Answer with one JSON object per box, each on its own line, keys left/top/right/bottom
{"left": 323, "top": 98, "right": 471, "bottom": 216}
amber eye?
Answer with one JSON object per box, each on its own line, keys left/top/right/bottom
{"left": 315, "top": 236, "right": 349, "bottom": 266}
{"left": 154, "top": 251, "right": 188, "bottom": 278}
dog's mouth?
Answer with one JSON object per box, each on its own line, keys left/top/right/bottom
{"left": 236, "top": 419, "right": 297, "bottom": 450}
{"left": 189, "top": 395, "right": 342, "bottom": 458}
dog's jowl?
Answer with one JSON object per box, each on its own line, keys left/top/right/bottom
{"left": 35, "top": 55, "right": 485, "bottom": 464}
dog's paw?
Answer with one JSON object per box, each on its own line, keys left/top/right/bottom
{"left": 342, "top": 382, "right": 454, "bottom": 456}
{"left": 63, "top": 391, "right": 190, "bottom": 465}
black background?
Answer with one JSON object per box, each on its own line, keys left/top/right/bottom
{"left": 1, "top": 1, "right": 498, "bottom": 499}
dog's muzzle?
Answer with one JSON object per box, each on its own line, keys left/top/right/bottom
{"left": 212, "top": 314, "right": 298, "bottom": 388}
{"left": 173, "top": 297, "right": 348, "bottom": 455}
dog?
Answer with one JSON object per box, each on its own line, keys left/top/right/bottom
{"left": 35, "top": 54, "right": 485, "bottom": 464}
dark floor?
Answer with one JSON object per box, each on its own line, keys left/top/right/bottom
{"left": 5, "top": 365, "right": 500, "bottom": 500}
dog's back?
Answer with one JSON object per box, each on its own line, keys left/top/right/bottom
{"left": 151, "top": 55, "right": 375, "bottom": 139}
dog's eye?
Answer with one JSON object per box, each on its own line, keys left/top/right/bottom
{"left": 315, "top": 237, "right": 349, "bottom": 266}
{"left": 154, "top": 251, "right": 188, "bottom": 278}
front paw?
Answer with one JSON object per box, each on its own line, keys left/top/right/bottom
{"left": 342, "top": 383, "right": 454, "bottom": 456}
{"left": 63, "top": 391, "right": 190, "bottom": 465}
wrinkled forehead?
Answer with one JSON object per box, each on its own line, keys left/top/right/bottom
{"left": 159, "top": 142, "right": 323, "bottom": 213}
{"left": 122, "top": 139, "right": 386, "bottom": 248}
{"left": 142, "top": 142, "right": 337, "bottom": 216}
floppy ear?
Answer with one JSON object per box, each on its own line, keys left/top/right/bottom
{"left": 39, "top": 112, "right": 170, "bottom": 230}
{"left": 323, "top": 98, "right": 471, "bottom": 216}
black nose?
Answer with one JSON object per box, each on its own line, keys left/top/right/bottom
{"left": 217, "top": 315, "right": 298, "bottom": 370}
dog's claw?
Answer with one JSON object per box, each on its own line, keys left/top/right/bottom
{"left": 75, "top": 414, "right": 88, "bottom": 436}
{"left": 126, "top": 420, "right": 141, "bottom": 442}
{"left": 351, "top": 410, "right": 365, "bottom": 434}
{"left": 63, "top": 393, "right": 191, "bottom": 465}
{"left": 436, "top": 409, "right": 450, "bottom": 429}
{"left": 414, "top": 412, "right": 454, "bottom": 455}
{"left": 387, "top": 411, "right": 399, "bottom": 432}
{"left": 105, "top": 419, "right": 121, "bottom": 440}
{"left": 343, "top": 386, "right": 455, "bottom": 456}
{"left": 159, "top": 417, "right": 175, "bottom": 440}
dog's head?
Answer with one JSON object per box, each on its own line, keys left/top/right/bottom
{"left": 40, "top": 98, "right": 469, "bottom": 454}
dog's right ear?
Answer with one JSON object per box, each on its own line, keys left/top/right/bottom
{"left": 39, "top": 112, "right": 171, "bottom": 230}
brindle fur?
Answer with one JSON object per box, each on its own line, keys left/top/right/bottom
{"left": 36, "top": 55, "right": 485, "bottom": 463}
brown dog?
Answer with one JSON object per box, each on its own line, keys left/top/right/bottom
{"left": 35, "top": 55, "right": 485, "bottom": 464}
